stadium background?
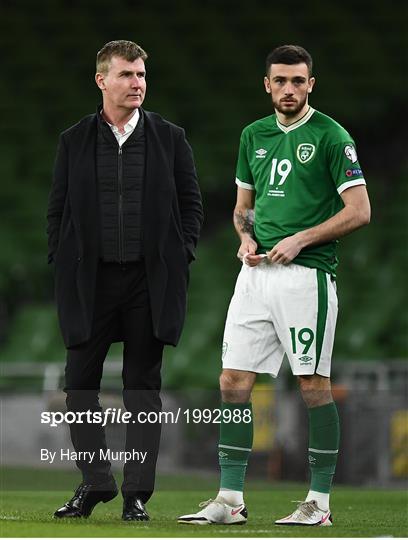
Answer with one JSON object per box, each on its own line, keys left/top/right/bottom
{"left": 1, "top": 0, "right": 407, "bottom": 531}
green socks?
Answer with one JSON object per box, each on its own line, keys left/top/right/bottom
{"left": 218, "top": 402, "right": 253, "bottom": 492}
{"left": 218, "top": 401, "right": 339, "bottom": 495}
{"left": 308, "top": 402, "right": 340, "bottom": 493}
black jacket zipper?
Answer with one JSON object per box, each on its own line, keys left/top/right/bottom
{"left": 118, "top": 145, "right": 124, "bottom": 263}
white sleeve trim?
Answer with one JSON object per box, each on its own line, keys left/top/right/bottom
{"left": 235, "top": 178, "right": 255, "bottom": 190}
{"left": 337, "top": 178, "right": 366, "bottom": 194}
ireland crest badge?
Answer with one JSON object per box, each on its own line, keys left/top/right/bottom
{"left": 296, "top": 143, "right": 316, "bottom": 163}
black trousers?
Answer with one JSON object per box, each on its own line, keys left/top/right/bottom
{"left": 64, "top": 261, "right": 164, "bottom": 503}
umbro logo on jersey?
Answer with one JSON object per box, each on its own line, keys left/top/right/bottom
{"left": 218, "top": 451, "right": 228, "bottom": 458}
{"left": 299, "top": 355, "right": 312, "bottom": 365}
{"left": 297, "top": 143, "right": 316, "bottom": 163}
{"left": 255, "top": 148, "right": 267, "bottom": 158}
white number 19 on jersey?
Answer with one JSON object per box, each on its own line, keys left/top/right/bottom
{"left": 270, "top": 158, "right": 292, "bottom": 186}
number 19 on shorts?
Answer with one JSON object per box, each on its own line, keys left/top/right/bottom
{"left": 289, "top": 327, "right": 315, "bottom": 355}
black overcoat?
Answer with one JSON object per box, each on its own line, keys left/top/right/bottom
{"left": 47, "top": 109, "right": 203, "bottom": 348}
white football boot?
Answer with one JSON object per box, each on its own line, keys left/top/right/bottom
{"left": 275, "top": 500, "right": 332, "bottom": 526}
{"left": 178, "top": 497, "right": 248, "bottom": 525}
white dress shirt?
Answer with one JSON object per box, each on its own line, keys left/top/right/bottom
{"left": 103, "top": 109, "right": 140, "bottom": 147}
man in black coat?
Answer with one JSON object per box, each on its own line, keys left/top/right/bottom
{"left": 47, "top": 40, "right": 203, "bottom": 521}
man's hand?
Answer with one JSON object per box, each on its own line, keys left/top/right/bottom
{"left": 237, "top": 236, "right": 264, "bottom": 267}
{"left": 267, "top": 234, "right": 303, "bottom": 264}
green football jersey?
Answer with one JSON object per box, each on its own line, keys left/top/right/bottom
{"left": 235, "top": 107, "right": 366, "bottom": 276}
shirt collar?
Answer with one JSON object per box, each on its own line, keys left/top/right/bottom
{"left": 101, "top": 108, "right": 140, "bottom": 134}
{"left": 125, "top": 108, "right": 140, "bottom": 130}
{"left": 276, "top": 107, "right": 315, "bottom": 134}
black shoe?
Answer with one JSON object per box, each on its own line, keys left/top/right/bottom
{"left": 54, "top": 480, "right": 118, "bottom": 518}
{"left": 122, "top": 496, "right": 150, "bottom": 521}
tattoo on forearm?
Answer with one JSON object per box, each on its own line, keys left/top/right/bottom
{"left": 235, "top": 209, "right": 255, "bottom": 236}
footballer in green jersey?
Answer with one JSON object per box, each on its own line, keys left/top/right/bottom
{"left": 178, "top": 46, "right": 370, "bottom": 529}
{"left": 235, "top": 107, "right": 366, "bottom": 276}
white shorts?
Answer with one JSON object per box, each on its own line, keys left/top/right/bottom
{"left": 222, "top": 262, "right": 338, "bottom": 378}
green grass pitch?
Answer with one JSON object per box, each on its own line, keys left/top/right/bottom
{"left": 0, "top": 468, "right": 407, "bottom": 537}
